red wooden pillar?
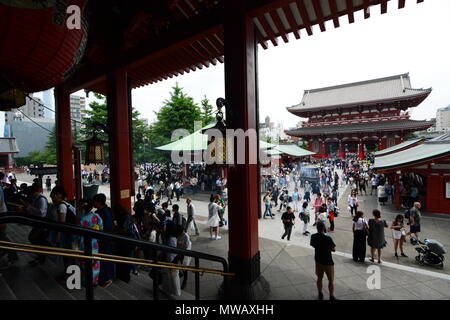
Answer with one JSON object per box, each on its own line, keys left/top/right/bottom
{"left": 318, "top": 140, "right": 325, "bottom": 159}
{"left": 338, "top": 139, "right": 345, "bottom": 159}
{"left": 107, "top": 69, "right": 132, "bottom": 214}
{"left": 359, "top": 140, "right": 365, "bottom": 160}
{"left": 55, "top": 86, "right": 75, "bottom": 201}
{"left": 224, "top": 0, "right": 268, "bottom": 299}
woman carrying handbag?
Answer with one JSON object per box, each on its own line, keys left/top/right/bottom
{"left": 352, "top": 211, "right": 368, "bottom": 263}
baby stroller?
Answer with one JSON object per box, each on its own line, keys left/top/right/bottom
{"left": 411, "top": 238, "right": 446, "bottom": 269}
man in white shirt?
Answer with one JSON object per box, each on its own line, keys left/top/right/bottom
{"left": 186, "top": 198, "right": 199, "bottom": 236}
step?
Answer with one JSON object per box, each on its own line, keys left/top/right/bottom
{"left": 112, "top": 277, "right": 153, "bottom": 300}
{"left": 27, "top": 265, "right": 76, "bottom": 300}
{"left": 1, "top": 266, "right": 49, "bottom": 300}
{"left": 101, "top": 281, "right": 136, "bottom": 300}
{"left": 0, "top": 274, "right": 17, "bottom": 300}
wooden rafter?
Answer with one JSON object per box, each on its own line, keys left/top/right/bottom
{"left": 346, "top": 0, "right": 355, "bottom": 24}
{"left": 327, "top": 0, "right": 340, "bottom": 28}
{"left": 255, "top": 15, "right": 279, "bottom": 46}
{"left": 380, "top": 0, "right": 388, "bottom": 14}
{"left": 363, "top": 0, "right": 370, "bottom": 19}
{"left": 398, "top": 0, "right": 406, "bottom": 9}
{"left": 295, "top": 0, "right": 313, "bottom": 36}
{"left": 281, "top": 5, "right": 300, "bottom": 39}
{"left": 312, "top": 0, "right": 326, "bottom": 32}
{"left": 269, "top": 10, "right": 289, "bottom": 43}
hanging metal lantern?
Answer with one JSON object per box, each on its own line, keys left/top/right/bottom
{"left": 0, "top": 87, "right": 26, "bottom": 111}
{"left": 84, "top": 133, "right": 105, "bottom": 164}
{"left": 203, "top": 98, "right": 228, "bottom": 165}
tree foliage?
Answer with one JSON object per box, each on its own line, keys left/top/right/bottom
{"left": 80, "top": 94, "right": 149, "bottom": 164}
{"left": 200, "top": 95, "right": 215, "bottom": 126}
{"left": 147, "top": 83, "right": 203, "bottom": 163}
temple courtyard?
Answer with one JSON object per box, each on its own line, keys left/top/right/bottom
{"left": 8, "top": 172, "right": 450, "bottom": 300}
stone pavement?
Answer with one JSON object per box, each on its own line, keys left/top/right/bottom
{"left": 12, "top": 172, "right": 450, "bottom": 300}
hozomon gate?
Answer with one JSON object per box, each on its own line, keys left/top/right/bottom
{"left": 285, "top": 73, "right": 433, "bottom": 160}
{"left": 0, "top": 0, "right": 428, "bottom": 299}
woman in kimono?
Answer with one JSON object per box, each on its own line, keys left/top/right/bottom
{"left": 76, "top": 199, "right": 103, "bottom": 286}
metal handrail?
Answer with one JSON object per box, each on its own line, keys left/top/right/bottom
{"left": 0, "top": 241, "right": 234, "bottom": 276}
{"left": 0, "top": 212, "right": 231, "bottom": 300}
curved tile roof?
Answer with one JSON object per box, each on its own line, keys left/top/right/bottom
{"left": 286, "top": 119, "right": 433, "bottom": 137}
{"left": 288, "top": 73, "right": 432, "bottom": 113}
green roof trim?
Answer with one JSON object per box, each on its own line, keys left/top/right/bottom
{"left": 374, "top": 142, "right": 450, "bottom": 170}
{"left": 373, "top": 139, "right": 424, "bottom": 157}
{"left": 155, "top": 123, "right": 277, "bottom": 152}
{"left": 274, "top": 144, "right": 316, "bottom": 157}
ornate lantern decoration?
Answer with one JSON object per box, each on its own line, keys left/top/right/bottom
{"left": 84, "top": 134, "right": 105, "bottom": 165}
{"left": 0, "top": 0, "right": 89, "bottom": 110}
{"left": 203, "top": 98, "right": 228, "bottom": 165}
{"left": 83, "top": 122, "right": 108, "bottom": 165}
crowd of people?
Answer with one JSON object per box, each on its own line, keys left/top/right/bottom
{"left": 0, "top": 151, "right": 427, "bottom": 300}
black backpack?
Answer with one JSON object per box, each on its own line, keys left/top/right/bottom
{"left": 404, "top": 209, "right": 411, "bottom": 220}
{"left": 64, "top": 202, "right": 77, "bottom": 225}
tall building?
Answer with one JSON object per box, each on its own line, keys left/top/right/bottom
{"left": 436, "top": 105, "right": 450, "bottom": 132}
{"left": 286, "top": 73, "right": 433, "bottom": 159}
{"left": 4, "top": 94, "right": 45, "bottom": 123}
{"left": 70, "top": 95, "right": 86, "bottom": 133}
{"left": 42, "top": 88, "right": 55, "bottom": 119}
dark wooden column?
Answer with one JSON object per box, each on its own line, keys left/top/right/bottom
{"left": 55, "top": 86, "right": 75, "bottom": 201}
{"left": 223, "top": 0, "right": 269, "bottom": 299}
{"left": 107, "top": 69, "right": 132, "bottom": 214}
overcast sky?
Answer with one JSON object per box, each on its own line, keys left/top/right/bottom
{"left": 3, "top": 0, "right": 449, "bottom": 134}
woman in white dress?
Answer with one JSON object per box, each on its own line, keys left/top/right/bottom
{"left": 207, "top": 194, "right": 222, "bottom": 240}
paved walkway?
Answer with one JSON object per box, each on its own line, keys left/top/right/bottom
{"left": 12, "top": 172, "right": 450, "bottom": 300}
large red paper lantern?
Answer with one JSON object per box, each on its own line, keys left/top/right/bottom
{"left": 0, "top": 0, "right": 89, "bottom": 94}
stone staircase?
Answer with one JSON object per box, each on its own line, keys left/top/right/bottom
{"left": 0, "top": 223, "right": 197, "bottom": 300}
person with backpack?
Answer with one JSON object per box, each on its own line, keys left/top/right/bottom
{"left": 172, "top": 204, "right": 186, "bottom": 230}
{"left": 292, "top": 188, "right": 300, "bottom": 213}
{"left": 299, "top": 202, "right": 311, "bottom": 236}
{"left": 326, "top": 197, "right": 336, "bottom": 233}
{"left": 281, "top": 206, "right": 295, "bottom": 241}
{"left": 49, "top": 186, "right": 77, "bottom": 275}
{"left": 23, "top": 183, "right": 51, "bottom": 266}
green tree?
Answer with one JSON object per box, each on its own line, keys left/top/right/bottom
{"left": 81, "top": 93, "right": 150, "bottom": 164}
{"left": 148, "top": 83, "right": 203, "bottom": 163}
{"left": 200, "top": 96, "right": 215, "bottom": 126}
{"left": 42, "top": 125, "right": 57, "bottom": 165}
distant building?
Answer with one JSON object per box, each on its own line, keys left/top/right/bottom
{"left": 8, "top": 118, "right": 55, "bottom": 157}
{"left": 5, "top": 94, "right": 45, "bottom": 123}
{"left": 436, "top": 105, "right": 450, "bottom": 132}
{"left": 42, "top": 88, "right": 55, "bottom": 119}
{"left": 70, "top": 95, "right": 86, "bottom": 132}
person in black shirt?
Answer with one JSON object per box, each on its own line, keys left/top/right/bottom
{"left": 133, "top": 194, "right": 145, "bottom": 229}
{"left": 281, "top": 207, "right": 295, "bottom": 241}
{"left": 310, "top": 221, "right": 337, "bottom": 300}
